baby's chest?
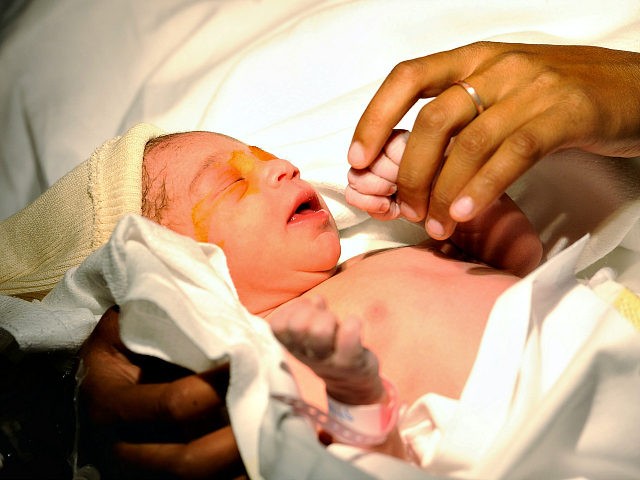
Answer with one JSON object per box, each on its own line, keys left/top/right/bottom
{"left": 301, "top": 247, "right": 516, "bottom": 402}
{"left": 307, "top": 247, "right": 470, "bottom": 320}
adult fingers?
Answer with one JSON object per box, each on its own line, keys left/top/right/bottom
{"left": 394, "top": 83, "right": 483, "bottom": 224}
{"left": 127, "top": 367, "right": 230, "bottom": 425}
{"left": 417, "top": 75, "right": 543, "bottom": 237}
{"left": 433, "top": 76, "right": 579, "bottom": 235}
{"left": 80, "top": 311, "right": 230, "bottom": 427}
{"left": 82, "top": 362, "right": 230, "bottom": 430}
{"left": 114, "top": 426, "right": 245, "bottom": 480}
{"left": 349, "top": 46, "right": 485, "bottom": 169}
{"left": 80, "top": 306, "right": 127, "bottom": 354}
{"left": 452, "top": 104, "right": 578, "bottom": 222}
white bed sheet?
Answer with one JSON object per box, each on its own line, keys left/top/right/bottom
{"left": 2, "top": 0, "right": 639, "bottom": 267}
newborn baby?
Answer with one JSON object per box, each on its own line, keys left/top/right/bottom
{"left": 141, "top": 130, "right": 542, "bottom": 452}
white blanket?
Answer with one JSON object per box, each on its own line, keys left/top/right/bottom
{"left": 8, "top": 213, "right": 636, "bottom": 480}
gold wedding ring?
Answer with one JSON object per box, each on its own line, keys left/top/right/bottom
{"left": 454, "top": 80, "right": 485, "bottom": 115}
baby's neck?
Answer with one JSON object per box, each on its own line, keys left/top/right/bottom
{"left": 239, "top": 270, "right": 336, "bottom": 319}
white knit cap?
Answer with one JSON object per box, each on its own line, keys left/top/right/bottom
{"left": 0, "top": 123, "right": 164, "bottom": 299}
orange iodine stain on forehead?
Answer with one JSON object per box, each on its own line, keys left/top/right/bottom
{"left": 229, "top": 150, "right": 255, "bottom": 177}
{"left": 248, "top": 145, "right": 277, "bottom": 161}
{"left": 228, "top": 146, "right": 276, "bottom": 176}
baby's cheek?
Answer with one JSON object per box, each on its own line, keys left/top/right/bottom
{"left": 191, "top": 196, "right": 238, "bottom": 246}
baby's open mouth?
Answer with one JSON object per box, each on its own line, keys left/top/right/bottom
{"left": 288, "top": 193, "right": 322, "bottom": 223}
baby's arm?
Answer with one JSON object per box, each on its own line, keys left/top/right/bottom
{"left": 269, "top": 295, "right": 384, "bottom": 405}
{"left": 269, "top": 296, "right": 404, "bottom": 455}
{"left": 448, "top": 193, "right": 543, "bottom": 277}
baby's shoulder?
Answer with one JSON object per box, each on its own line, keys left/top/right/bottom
{"left": 336, "top": 242, "right": 450, "bottom": 273}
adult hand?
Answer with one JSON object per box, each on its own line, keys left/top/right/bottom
{"left": 77, "top": 307, "right": 246, "bottom": 479}
{"left": 348, "top": 42, "right": 640, "bottom": 239}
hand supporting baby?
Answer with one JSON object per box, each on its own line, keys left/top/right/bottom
{"left": 78, "top": 307, "right": 246, "bottom": 479}
{"left": 269, "top": 295, "right": 384, "bottom": 405}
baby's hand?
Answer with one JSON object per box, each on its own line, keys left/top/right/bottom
{"left": 345, "top": 130, "right": 408, "bottom": 220}
{"left": 269, "top": 295, "right": 383, "bottom": 404}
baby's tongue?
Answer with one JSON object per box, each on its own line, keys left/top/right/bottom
{"left": 290, "top": 209, "right": 313, "bottom": 222}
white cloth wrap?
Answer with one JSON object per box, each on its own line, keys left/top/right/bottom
{"left": 398, "top": 235, "right": 640, "bottom": 479}
{"left": 0, "top": 214, "right": 638, "bottom": 479}
{"left": 19, "top": 214, "right": 421, "bottom": 480}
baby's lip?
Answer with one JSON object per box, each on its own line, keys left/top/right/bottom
{"left": 288, "top": 188, "right": 323, "bottom": 223}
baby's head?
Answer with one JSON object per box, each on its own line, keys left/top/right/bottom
{"left": 141, "top": 131, "right": 341, "bottom": 314}
{"left": 0, "top": 125, "right": 339, "bottom": 307}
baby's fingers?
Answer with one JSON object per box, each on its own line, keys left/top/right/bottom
{"left": 344, "top": 185, "right": 400, "bottom": 220}
{"left": 382, "top": 129, "right": 409, "bottom": 163}
{"left": 303, "top": 309, "right": 339, "bottom": 360}
{"left": 318, "top": 315, "right": 384, "bottom": 405}
{"left": 269, "top": 297, "right": 317, "bottom": 348}
{"left": 347, "top": 168, "right": 397, "bottom": 196}
{"left": 333, "top": 315, "right": 365, "bottom": 367}
{"left": 269, "top": 296, "right": 338, "bottom": 360}
{"left": 346, "top": 132, "right": 405, "bottom": 196}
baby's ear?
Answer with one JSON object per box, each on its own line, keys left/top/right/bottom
{"left": 382, "top": 130, "right": 410, "bottom": 164}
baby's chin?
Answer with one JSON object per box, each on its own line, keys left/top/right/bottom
{"left": 312, "top": 232, "right": 341, "bottom": 271}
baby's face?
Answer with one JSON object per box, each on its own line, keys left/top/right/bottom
{"left": 143, "top": 131, "right": 340, "bottom": 312}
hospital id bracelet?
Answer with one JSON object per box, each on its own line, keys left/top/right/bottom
{"left": 271, "top": 378, "right": 400, "bottom": 447}
{"left": 326, "top": 377, "right": 399, "bottom": 446}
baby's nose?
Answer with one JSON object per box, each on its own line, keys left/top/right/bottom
{"left": 264, "top": 159, "right": 299, "bottom": 187}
